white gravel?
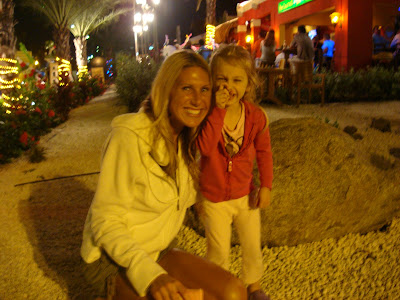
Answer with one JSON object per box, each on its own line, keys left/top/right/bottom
{"left": 0, "top": 87, "right": 399, "bottom": 299}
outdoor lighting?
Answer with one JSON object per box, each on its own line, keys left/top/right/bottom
{"left": 134, "top": 12, "right": 142, "bottom": 22}
{"left": 34, "top": 60, "right": 39, "bottom": 66}
{"left": 71, "top": 24, "right": 75, "bottom": 29}
{"left": 133, "top": 25, "right": 143, "bottom": 33}
{"left": 152, "top": 0, "right": 160, "bottom": 5}
{"left": 330, "top": 12, "right": 342, "bottom": 28}
{"left": 143, "top": 13, "right": 154, "bottom": 23}
{"left": 246, "top": 35, "right": 253, "bottom": 43}
{"left": 136, "top": 0, "right": 146, "bottom": 5}
{"left": 205, "top": 24, "right": 215, "bottom": 49}
{"left": 143, "top": 24, "right": 149, "bottom": 31}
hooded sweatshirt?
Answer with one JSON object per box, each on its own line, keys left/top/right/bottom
{"left": 81, "top": 112, "right": 196, "bottom": 296}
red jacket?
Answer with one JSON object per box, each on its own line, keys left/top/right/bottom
{"left": 197, "top": 101, "right": 273, "bottom": 202}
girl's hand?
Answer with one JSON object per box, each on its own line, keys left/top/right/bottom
{"left": 215, "top": 83, "right": 230, "bottom": 109}
{"left": 149, "top": 274, "right": 188, "bottom": 300}
{"left": 257, "top": 187, "right": 271, "bottom": 209}
{"left": 249, "top": 187, "right": 271, "bottom": 209}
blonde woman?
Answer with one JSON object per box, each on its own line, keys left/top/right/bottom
{"left": 81, "top": 50, "right": 247, "bottom": 300}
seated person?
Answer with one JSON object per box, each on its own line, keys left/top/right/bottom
{"left": 372, "top": 26, "right": 389, "bottom": 54}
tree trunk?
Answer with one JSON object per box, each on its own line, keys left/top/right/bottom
{"left": 206, "top": 0, "right": 216, "bottom": 25}
{"left": 73, "top": 36, "right": 87, "bottom": 70}
{"left": 0, "top": 0, "right": 17, "bottom": 56}
{"left": 0, "top": 0, "right": 17, "bottom": 97}
{"left": 54, "top": 26, "right": 71, "bottom": 60}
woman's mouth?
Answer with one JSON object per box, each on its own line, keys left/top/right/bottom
{"left": 185, "top": 108, "right": 202, "bottom": 115}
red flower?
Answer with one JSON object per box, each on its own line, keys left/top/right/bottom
{"left": 19, "top": 132, "right": 29, "bottom": 146}
{"left": 31, "top": 137, "right": 35, "bottom": 141}
{"left": 34, "top": 107, "right": 42, "bottom": 114}
{"left": 20, "top": 62, "right": 26, "bottom": 68}
{"left": 47, "top": 109, "right": 55, "bottom": 118}
{"left": 16, "top": 109, "right": 27, "bottom": 115}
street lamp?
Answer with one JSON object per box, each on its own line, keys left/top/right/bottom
{"left": 133, "top": 0, "right": 159, "bottom": 60}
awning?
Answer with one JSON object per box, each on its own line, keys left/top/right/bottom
{"left": 215, "top": 18, "right": 238, "bottom": 44}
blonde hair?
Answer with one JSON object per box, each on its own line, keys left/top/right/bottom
{"left": 141, "top": 50, "right": 211, "bottom": 179}
{"left": 210, "top": 44, "right": 260, "bottom": 104}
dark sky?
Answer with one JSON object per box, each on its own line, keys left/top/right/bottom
{"left": 13, "top": 0, "right": 242, "bottom": 60}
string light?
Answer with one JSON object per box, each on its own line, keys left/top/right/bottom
{"left": 205, "top": 24, "right": 215, "bottom": 49}
{"left": 78, "top": 65, "right": 88, "bottom": 80}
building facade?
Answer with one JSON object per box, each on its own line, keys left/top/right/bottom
{"left": 236, "top": 0, "right": 399, "bottom": 71}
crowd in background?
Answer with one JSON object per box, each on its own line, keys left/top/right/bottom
{"left": 159, "top": 22, "right": 400, "bottom": 72}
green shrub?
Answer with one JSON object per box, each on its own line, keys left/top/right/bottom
{"left": 274, "top": 66, "right": 400, "bottom": 104}
{"left": 115, "top": 53, "right": 160, "bottom": 112}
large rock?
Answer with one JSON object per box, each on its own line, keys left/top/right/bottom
{"left": 185, "top": 118, "right": 400, "bottom": 247}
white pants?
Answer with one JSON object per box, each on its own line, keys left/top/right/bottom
{"left": 200, "top": 195, "right": 264, "bottom": 284}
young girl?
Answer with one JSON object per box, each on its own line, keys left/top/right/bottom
{"left": 197, "top": 45, "right": 273, "bottom": 300}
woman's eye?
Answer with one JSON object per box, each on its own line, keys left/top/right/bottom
{"left": 182, "top": 86, "right": 191, "bottom": 91}
{"left": 234, "top": 79, "right": 242, "bottom": 82}
{"left": 202, "top": 87, "right": 210, "bottom": 92}
{"left": 216, "top": 77, "right": 226, "bottom": 81}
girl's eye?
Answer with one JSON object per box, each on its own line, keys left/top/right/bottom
{"left": 182, "top": 86, "right": 191, "bottom": 91}
{"left": 201, "top": 87, "right": 210, "bottom": 92}
{"left": 216, "top": 77, "right": 226, "bottom": 81}
{"left": 234, "top": 79, "right": 242, "bottom": 82}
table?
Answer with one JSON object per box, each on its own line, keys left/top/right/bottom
{"left": 257, "top": 67, "right": 292, "bottom": 105}
{"left": 282, "top": 48, "right": 297, "bottom": 68}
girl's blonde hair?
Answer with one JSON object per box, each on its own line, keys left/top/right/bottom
{"left": 210, "top": 44, "right": 260, "bottom": 104}
{"left": 141, "top": 50, "right": 211, "bottom": 180}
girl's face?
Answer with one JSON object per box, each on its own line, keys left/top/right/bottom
{"left": 214, "top": 60, "right": 249, "bottom": 107}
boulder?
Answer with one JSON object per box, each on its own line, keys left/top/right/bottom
{"left": 185, "top": 118, "right": 400, "bottom": 247}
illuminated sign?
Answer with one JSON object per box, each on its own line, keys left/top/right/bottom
{"left": 278, "top": 0, "right": 313, "bottom": 13}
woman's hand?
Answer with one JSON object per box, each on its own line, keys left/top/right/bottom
{"left": 215, "top": 84, "right": 230, "bottom": 109}
{"left": 149, "top": 274, "right": 188, "bottom": 300}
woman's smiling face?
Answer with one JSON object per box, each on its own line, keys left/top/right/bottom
{"left": 169, "top": 66, "right": 212, "bottom": 133}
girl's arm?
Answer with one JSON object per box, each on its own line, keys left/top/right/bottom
{"left": 196, "top": 106, "right": 226, "bottom": 155}
{"left": 196, "top": 85, "right": 229, "bottom": 155}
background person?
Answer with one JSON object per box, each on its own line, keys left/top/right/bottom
{"left": 81, "top": 50, "right": 247, "bottom": 300}
{"left": 260, "top": 30, "right": 276, "bottom": 68}
{"left": 252, "top": 30, "right": 267, "bottom": 68}
{"left": 321, "top": 33, "right": 335, "bottom": 70}
{"left": 289, "top": 25, "right": 314, "bottom": 62}
{"left": 197, "top": 45, "right": 273, "bottom": 300}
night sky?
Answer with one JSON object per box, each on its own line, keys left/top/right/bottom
{"left": 13, "top": 0, "right": 242, "bottom": 61}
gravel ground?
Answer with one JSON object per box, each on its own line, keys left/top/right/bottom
{"left": 0, "top": 87, "right": 399, "bottom": 299}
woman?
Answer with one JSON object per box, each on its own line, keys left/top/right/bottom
{"left": 81, "top": 50, "right": 247, "bottom": 300}
{"left": 260, "top": 30, "right": 276, "bottom": 68}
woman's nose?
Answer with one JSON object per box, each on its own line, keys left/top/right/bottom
{"left": 190, "top": 91, "right": 202, "bottom": 105}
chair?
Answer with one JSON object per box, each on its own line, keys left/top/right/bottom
{"left": 290, "top": 60, "right": 325, "bottom": 106}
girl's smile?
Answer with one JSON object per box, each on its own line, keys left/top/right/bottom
{"left": 214, "top": 61, "right": 249, "bottom": 107}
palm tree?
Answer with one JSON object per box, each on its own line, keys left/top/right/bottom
{"left": 24, "top": 0, "right": 84, "bottom": 60}
{"left": 69, "top": 0, "right": 131, "bottom": 76}
{"left": 0, "top": 0, "right": 18, "bottom": 95}
{"left": 196, "top": 0, "right": 216, "bottom": 25}
{"left": 0, "top": 0, "right": 17, "bottom": 56}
